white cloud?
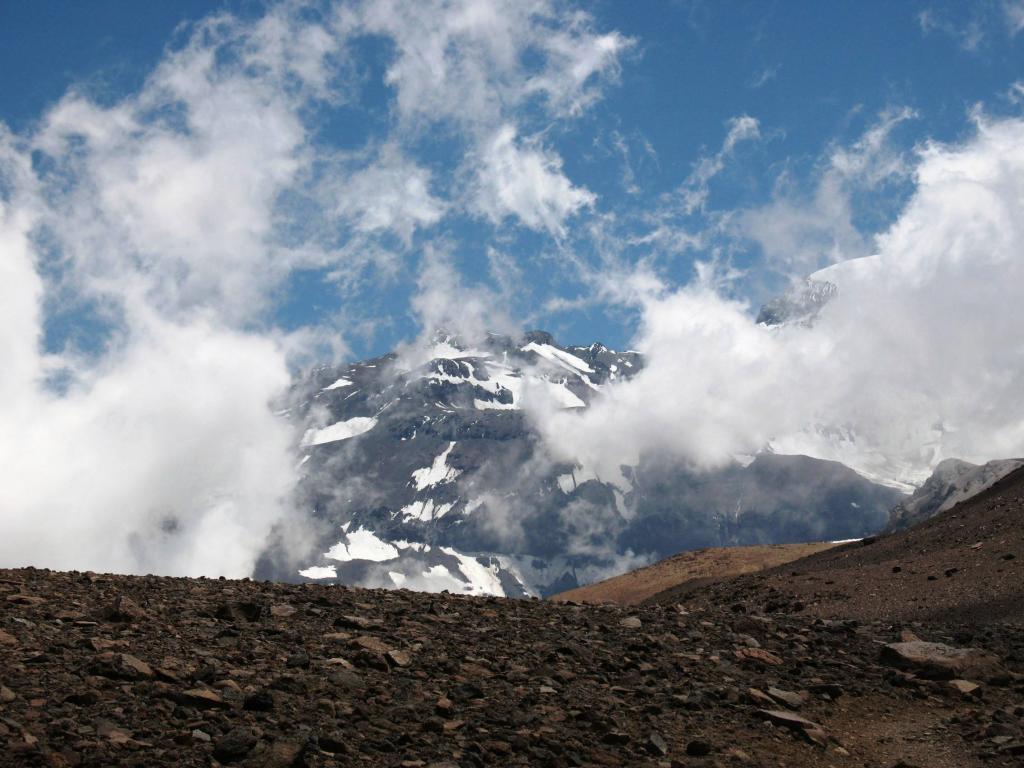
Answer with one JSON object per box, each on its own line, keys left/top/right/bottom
{"left": 1004, "top": 1, "right": 1024, "bottom": 35}
{"left": 679, "top": 115, "right": 761, "bottom": 215}
{"left": 353, "top": 0, "right": 630, "bottom": 130}
{"left": 917, "top": 7, "right": 985, "bottom": 51}
{"left": 473, "top": 124, "right": 595, "bottom": 234}
{"left": 533, "top": 113, "right": 1024, "bottom": 490}
{"left": 739, "top": 107, "right": 915, "bottom": 274}
{"left": 331, "top": 145, "right": 445, "bottom": 246}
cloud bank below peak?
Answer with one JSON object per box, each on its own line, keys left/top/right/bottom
{"left": 534, "top": 113, "right": 1024, "bottom": 490}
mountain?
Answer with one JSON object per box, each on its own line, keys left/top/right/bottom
{"left": 653, "top": 463, "right": 1024, "bottom": 624}
{"left": 756, "top": 277, "right": 838, "bottom": 327}
{"left": 885, "top": 457, "right": 1024, "bottom": 532}
{"left": 256, "top": 331, "right": 905, "bottom": 597}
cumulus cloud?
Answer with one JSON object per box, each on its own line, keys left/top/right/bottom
{"left": 473, "top": 124, "right": 595, "bottom": 234}
{"left": 0, "top": 7, "right": 345, "bottom": 577}
{"left": 330, "top": 145, "right": 445, "bottom": 246}
{"left": 354, "top": 0, "right": 630, "bottom": 129}
{"left": 534, "top": 113, "right": 1024, "bottom": 490}
{"left": 0, "top": 0, "right": 629, "bottom": 577}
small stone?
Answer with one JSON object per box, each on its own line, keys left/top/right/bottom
{"left": 213, "top": 727, "right": 258, "bottom": 762}
{"left": 880, "top": 641, "right": 1003, "bottom": 681}
{"left": 191, "top": 729, "right": 211, "bottom": 742}
{"left": 619, "top": 616, "right": 642, "bottom": 629}
{"left": 601, "top": 731, "right": 631, "bottom": 745}
{"left": 734, "top": 647, "right": 783, "bottom": 666}
{"left": 270, "top": 604, "right": 297, "bottom": 618}
{"left": 646, "top": 732, "right": 669, "bottom": 756}
{"left": 0, "top": 630, "right": 18, "bottom": 647}
{"left": 319, "top": 730, "right": 347, "bottom": 753}
{"left": 243, "top": 690, "right": 275, "bottom": 711}
{"left": 386, "top": 649, "right": 411, "bottom": 668}
{"left": 686, "top": 740, "right": 712, "bottom": 756}
{"left": 435, "top": 696, "right": 455, "bottom": 716}
{"left": 6, "top": 594, "right": 46, "bottom": 606}
{"left": 746, "top": 688, "right": 775, "bottom": 707}
{"left": 767, "top": 687, "right": 805, "bottom": 709}
{"left": 334, "top": 614, "right": 380, "bottom": 630}
{"left": 351, "top": 635, "right": 391, "bottom": 654}
{"left": 89, "top": 652, "right": 154, "bottom": 681}
{"left": 757, "top": 710, "right": 828, "bottom": 747}
{"left": 179, "top": 688, "right": 230, "bottom": 709}
{"left": 323, "top": 657, "right": 355, "bottom": 669}
{"left": 103, "top": 595, "right": 147, "bottom": 623}
{"left": 1, "top": 685, "right": 16, "bottom": 703}
{"left": 286, "top": 652, "right": 310, "bottom": 669}
{"left": 947, "top": 679, "right": 981, "bottom": 696}
{"left": 250, "top": 740, "right": 305, "bottom": 768}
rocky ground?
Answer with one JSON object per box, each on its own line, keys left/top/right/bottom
{"left": 2, "top": 564, "right": 1023, "bottom": 768}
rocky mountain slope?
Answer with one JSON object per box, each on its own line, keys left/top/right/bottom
{"left": 652, "top": 465, "right": 1024, "bottom": 624}
{"left": 886, "top": 458, "right": 1024, "bottom": 532}
{"left": 263, "top": 331, "right": 905, "bottom": 598}
{"left": 549, "top": 541, "right": 843, "bottom": 606}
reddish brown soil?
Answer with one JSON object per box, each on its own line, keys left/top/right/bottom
{"left": 2, "top": 472, "right": 1022, "bottom": 767}
{"left": 551, "top": 542, "right": 840, "bottom": 606}
{"left": 1, "top": 564, "right": 1022, "bottom": 767}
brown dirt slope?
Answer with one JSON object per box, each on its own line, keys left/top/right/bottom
{"left": 551, "top": 541, "right": 841, "bottom": 606}
{"left": 2, "top": 566, "right": 1024, "bottom": 767}
{"left": 653, "top": 465, "right": 1024, "bottom": 624}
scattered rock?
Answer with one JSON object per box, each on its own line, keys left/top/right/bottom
{"left": 319, "top": 730, "right": 347, "bottom": 753}
{"left": 880, "top": 641, "right": 1003, "bottom": 680}
{"left": 646, "top": 732, "right": 669, "bottom": 756}
{"left": 88, "top": 652, "right": 154, "bottom": 681}
{"left": 757, "top": 709, "right": 829, "bottom": 747}
{"left": 734, "top": 647, "right": 783, "bottom": 666}
{"left": 243, "top": 689, "right": 275, "bottom": 711}
{"left": 178, "top": 688, "right": 230, "bottom": 710}
{"left": 686, "top": 739, "right": 712, "bottom": 756}
{"left": 101, "top": 595, "right": 147, "bottom": 623}
{"left": 213, "top": 727, "right": 258, "bottom": 762}
{"left": 947, "top": 679, "right": 981, "bottom": 697}
{"left": 250, "top": 739, "right": 306, "bottom": 768}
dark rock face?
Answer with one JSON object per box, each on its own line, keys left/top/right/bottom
{"left": 1, "top": 567, "right": 1021, "bottom": 768}
{"left": 886, "top": 458, "right": 1023, "bottom": 532}
{"left": 261, "top": 331, "right": 905, "bottom": 597}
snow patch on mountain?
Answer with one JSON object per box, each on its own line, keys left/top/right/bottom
{"left": 521, "top": 341, "right": 595, "bottom": 374}
{"left": 303, "top": 416, "right": 377, "bottom": 446}
{"left": 322, "top": 377, "right": 353, "bottom": 391}
{"left": 297, "top": 564, "right": 337, "bottom": 579}
{"left": 400, "top": 498, "right": 455, "bottom": 522}
{"left": 324, "top": 527, "right": 399, "bottom": 562}
{"left": 411, "top": 442, "right": 461, "bottom": 490}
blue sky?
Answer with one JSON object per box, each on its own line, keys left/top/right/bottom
{"left": 2, "top": 1, "right": 1022, "bottom": 358}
